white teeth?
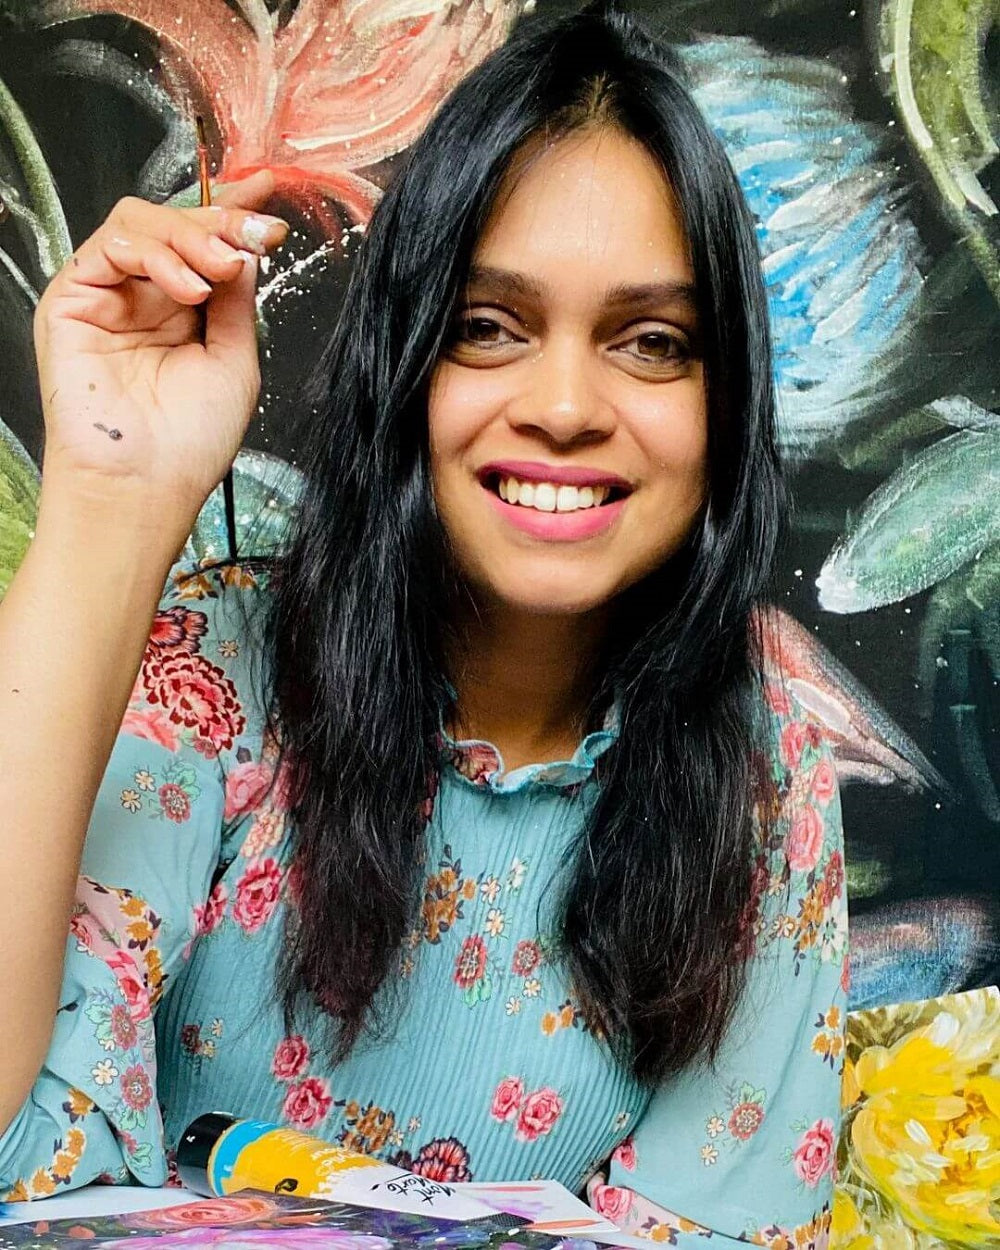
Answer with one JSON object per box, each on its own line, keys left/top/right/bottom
{"left": 496, "top": 476, "right": 614, "bottom": 512}
{"left": 534, "top": 483, "right": 557, "bottom": 512}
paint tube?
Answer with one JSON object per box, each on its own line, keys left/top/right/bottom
{"left": 176, "top": 1113, "right": 507, "bottom": 1222}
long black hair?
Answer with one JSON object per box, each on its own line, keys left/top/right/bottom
{"left": 264, "top": 0, "right": 785, "bottom": 1085}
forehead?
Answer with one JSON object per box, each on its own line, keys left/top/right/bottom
{"left": 470, "top": 126, "right": 694, "bottom": 291}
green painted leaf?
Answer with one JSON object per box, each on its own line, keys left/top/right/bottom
{"left": 0, "top": 420, "right": 39, "bottom": 599}
{"left": 817, "top": 429, "right": 1000, "bottom": 612}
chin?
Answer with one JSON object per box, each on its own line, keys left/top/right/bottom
{"left": 479, "top": 565, "right": 623, "bottom": 618}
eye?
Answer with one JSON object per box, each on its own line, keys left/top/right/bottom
{"left": 449, "top": 313, "right": 521, "bottom": 349}
{"left": 618, "top": 329, "right": 692, "bottom": 365}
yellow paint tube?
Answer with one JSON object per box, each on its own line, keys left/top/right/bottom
{"left": 176, "top": 1113, "right": 507, "bottom": 1222}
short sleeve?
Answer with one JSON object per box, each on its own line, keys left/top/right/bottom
{"left": 0, "top": 561, "right": 269, "bottom": 1200}
{"left": 591, "top": 688, "right": 847, "bottom": 1247}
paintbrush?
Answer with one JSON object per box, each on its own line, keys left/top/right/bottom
{"left": 197, "top": 114, "right": 239, "bottom": 565}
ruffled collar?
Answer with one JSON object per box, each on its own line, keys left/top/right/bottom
{"left": 439, "top": 698, "right": 619, "bottom": 795}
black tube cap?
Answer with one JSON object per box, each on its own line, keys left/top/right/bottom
{"left": 176, "top": 1112, "right": 237, "bottom": 1196}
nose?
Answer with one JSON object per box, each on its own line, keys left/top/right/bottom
{"left": 508, "top": 334, "right": 615, "bottom": 448}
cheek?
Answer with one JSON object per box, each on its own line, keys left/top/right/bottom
{"left": 633, "top": 389, "right": 709, "bottom": 498}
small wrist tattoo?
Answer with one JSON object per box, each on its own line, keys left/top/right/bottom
{"left": 93, "top": 422, "right": 124, "bottom": 441}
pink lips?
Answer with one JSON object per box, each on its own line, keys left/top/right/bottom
{"left": 479, "top": 460, "right": 632, "bottom": 543}
{"left": 478, "top": 460, "right": 632, "bottom": 490}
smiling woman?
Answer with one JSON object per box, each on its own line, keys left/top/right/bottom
{"left": 0, "top": 3, "right": 844, "bottom": 1247}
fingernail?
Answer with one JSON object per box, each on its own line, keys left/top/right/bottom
{"left": 208, "top": 235, "right": 242, "bottom": 262}
{"left": 240, "top": 214, "right": 288, "bottom": 253}
{"left": 183, "top": 271, "right": 212, "bottom": 295}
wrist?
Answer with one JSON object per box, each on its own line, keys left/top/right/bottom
{"left": 35, "top": 471, "right": 198, "bottom": 563}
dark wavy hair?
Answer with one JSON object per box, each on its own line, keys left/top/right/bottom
{"left": 263, "top": 0, "right": 785, "bottom": 1086}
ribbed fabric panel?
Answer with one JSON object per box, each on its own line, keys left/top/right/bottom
{"left": 157, "top": 766, "right": 649, "bottom": 1192}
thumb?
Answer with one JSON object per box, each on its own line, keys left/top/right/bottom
{"left": 204, "top": 251, "right": 260, "bottom": 370}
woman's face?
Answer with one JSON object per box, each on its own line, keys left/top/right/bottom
{"left": 428, "top": 125, "right": 709, "bottom": 618}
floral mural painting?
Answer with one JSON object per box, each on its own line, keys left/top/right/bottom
{"left": 0, "top": 0, "right": 998, "bottom": 1237}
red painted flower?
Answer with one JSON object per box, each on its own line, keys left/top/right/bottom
{"left": 786, "top": 803, "right": 824, "bottom": 873}
{"left": 120, "top": 1064, "right": 153, "bottom": 1112}
{"left": 515, "top": 1087, "right": 563, "bottom": 1143}
{"left": 728, "top": 1100, "right": 765, "bottom": 1141}
{"left": 42, "top": 0, "right": 519, "bottom": 232}
{"left": 141, "top": 651, "right": 245, "bottom": 753}
{"left": 453, "top": 935, "right": 487, "bottom": 990}
{"left": 110, "top": 1002, "right": 138, "bottom": 1050}
{"left": 490, "top": 1076, "right": 524, "bottom": 1123}
{"left": 272, "top": 1034, "right": 310, "bottom": 1081}
{"left": 224, "top": 760, "right": 274, "bottom": 821}
{"left": 612, "top": 1136, "right": 637, "bottom": 1172}
{"left": 147, "top": 607, "right": 207, "bottom": 656}
{"left": 409, "top": 1137, "right": 472, "bottom": 1183}
{"left": 232, "top": 858, "right": 283, "bottom": 934}
{"left": 511, "top": 939, "right": 541, "bottom": 978}
{"left": 792, "top": 1118, "right": 834, "bottom": 1187}
{"left": 159, "top": 783, "right": 191, "bottom": 823}
{"left": 282, "top": 1075, "right": 332, "bottom": 1129}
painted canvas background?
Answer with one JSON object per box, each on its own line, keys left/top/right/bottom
{"left": 0, "top": 0, "right": 998, "bottom": 1240}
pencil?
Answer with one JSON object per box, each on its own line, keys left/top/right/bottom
{"left": 196, "top": 115, "right": 238, "bottom": 565}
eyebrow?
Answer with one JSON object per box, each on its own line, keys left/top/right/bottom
{"left": 464, "top": 264, "right": 699, "bottom": 316}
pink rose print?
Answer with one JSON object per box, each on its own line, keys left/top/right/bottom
{"left": 224, "top": 760, "right": 274, "bottom": 820}
{"left": 232, "top": 858, "right": 283, "bottom": 934}
{"left": 728, "top": 1101, "right": 765, "bottom": 1141}
{"left": 105, "top": 951, "right": 151, "bottom": 1023}
{"left": 490, "top": 1076, "right": 524, "bottom": 1123}
{"left": 779, "top": 720, "right": 807, "bottom": 770}
{"left": 282, "top": 1075, "right": 333, "bottom": 1129}
{"left": 120, "top": 1064, "right": 153, "bottom": 1112}
{"left": 141, "top": 651, "right": 245, "bottom": 752}
{"left": 511, "top": 939, "right": 542, "bottom": 978}
{"left": 811, "top": 758, "right": 837, "bottom": 804}
{"left": 121, "top": 704, "right": 180, "bottom": 752}
{"left": 786, "top": 803, "right": 824, "bottom": 873}
{"left": 841, "top": 954, "right": 851, "bottom": 996}
{"left": 515, "top": 1087, "right": 564, "bottom": 1143}
{"left": 147, "top": 607, "right": 207, "bottom": 656}
{"left": 612, "top": 1136, "right": 637, "bottom": 1172}
{"left": 200, "top": 882, "right": 229, "bottom": 935}
{"left": 591, "top": 1183, "right": 634, "bottom": 1225}
{"left": 158, "top": 782, "right": 191, "bottom": 823}
{"left": 793, "top": 1118, "right": 835, "bottom": 1187}
{"left": 272, "top": 1035, "right": 310, "bottom": 1081}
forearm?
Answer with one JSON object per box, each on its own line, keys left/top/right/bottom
{"left": 0, "top": 481, "right": 184, "bottom": 1133}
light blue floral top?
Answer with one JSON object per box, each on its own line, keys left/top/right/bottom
{"left": 0, "top": 564, "right": 847, "bottom": 1249}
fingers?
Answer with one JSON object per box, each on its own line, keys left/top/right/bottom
{"left": 204, "top": 250, "right": 260, "bottom": 375}
{"left": 55, "top": 194, "right": 286, "bottom": 299}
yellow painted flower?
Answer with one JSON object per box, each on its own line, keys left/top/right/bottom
{"left": 842, "top": 988, "right": 1000, "bottom": 1246}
